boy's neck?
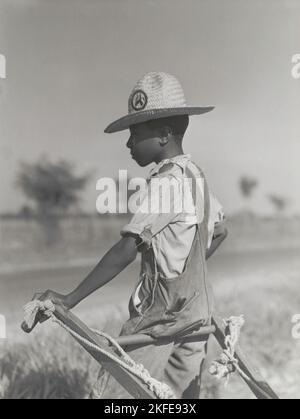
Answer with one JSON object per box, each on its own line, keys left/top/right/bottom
{"left": 154, "top": 143, "right": 185, "bottom": 164}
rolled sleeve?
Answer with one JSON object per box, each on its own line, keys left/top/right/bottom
{"left": 121, "top": 222, "right": 145, "bottom": 238}
{"left": 121, "top": 222, "right": 153, "bottom": 249}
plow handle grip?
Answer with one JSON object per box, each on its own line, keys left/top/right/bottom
{"left": 21, "top": 312, "right": 49, "bottom": 334}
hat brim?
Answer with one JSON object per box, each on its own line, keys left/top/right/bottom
{"left": 104, "top": 106, "right": 215, "bottom": 134}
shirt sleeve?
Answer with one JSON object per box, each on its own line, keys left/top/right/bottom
{"left": 121, "top": 170, "right": 184, "bottom": 249}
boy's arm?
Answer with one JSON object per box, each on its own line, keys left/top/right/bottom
{"left": 206, "top": 228, "right": 228, "bottom": 260}
{"left": 34, "top": 236, "right": 138, "bottom": 310}
{"left": 206, "top": 191, "right": 227, "bottom": 260}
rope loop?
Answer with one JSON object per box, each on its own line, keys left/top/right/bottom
{"left": 209, "top": 315, "right": 245, "bottom": 384}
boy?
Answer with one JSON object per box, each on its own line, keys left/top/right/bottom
{"left": 34, "top": 72, "right": 227, "bottom": 399}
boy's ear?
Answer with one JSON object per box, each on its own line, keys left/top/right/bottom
{"left": 159, "top": 126, "right": 172, "bottom": 146}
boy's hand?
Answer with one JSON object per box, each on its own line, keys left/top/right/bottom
{"left": 21, "top": 290, "right": 72, "bottom": 333}
{"left": 33, "top": 289, "right": 72, "bottom": 310}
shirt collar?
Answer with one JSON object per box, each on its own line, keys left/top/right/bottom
{"left": 148, "top": 154, "right": 192, "bottom": 178}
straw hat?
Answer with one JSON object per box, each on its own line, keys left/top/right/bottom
{"left": 104, "top": 72, "right": 214, "bottom": 133}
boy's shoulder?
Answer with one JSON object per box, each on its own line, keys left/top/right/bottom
{"left": 148, "top": 162, "right": 182, "bottom": 182}
{"left": 157, "top": 160, "right": 204, "bottom": 182}
{"left": 158, "top": 162, "right": 174, "bottom": 173}
{"left": 150, "top": 154, "right": 200, "bottom": 181}
{"left": 158, "top": 162, "right": 177, "bottom": 176}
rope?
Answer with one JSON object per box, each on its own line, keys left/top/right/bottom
{"left": 209, "top": 315, "right": 252, "bottom": 385}
{"left": 23, "top": 300, "right": 175, "bottom": 399}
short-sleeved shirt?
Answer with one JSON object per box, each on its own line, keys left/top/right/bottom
{"left": 121, "top": 154, "right": 225, "bottom": 279}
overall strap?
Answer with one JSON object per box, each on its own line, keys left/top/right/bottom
{"left": 185, "top": 163, "right": 210, "bottom": 249}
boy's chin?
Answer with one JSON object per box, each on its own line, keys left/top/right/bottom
{"left": 133, "top": 157, "right": 152, "bottom": 167}
{"left": 137, "top": 160, "right": 150, "bottom": 167}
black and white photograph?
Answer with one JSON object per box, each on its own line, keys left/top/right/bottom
{"left": 0, "top": 0, "right": 299, "bottom": 402}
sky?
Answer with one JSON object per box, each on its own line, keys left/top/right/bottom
{"left": 0, "top": 0, "right": 299, "bottom": 215}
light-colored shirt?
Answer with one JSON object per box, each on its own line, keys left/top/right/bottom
{"left": 121, "top": 154, "right": 225, "bottom": 280}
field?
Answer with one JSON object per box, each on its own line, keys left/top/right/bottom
{"left": 0, "top": 215, "right": 300, "bottom": 399}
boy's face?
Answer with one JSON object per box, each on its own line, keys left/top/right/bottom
{"left": 127, "top": 122, "right": 162, "bottom": 167}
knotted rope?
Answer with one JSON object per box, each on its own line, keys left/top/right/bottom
{"left": 209, "top": 315, "right": 251, "bottom": 384}
{"left": 23, "top": 300, "right": 175, "bottom": 399}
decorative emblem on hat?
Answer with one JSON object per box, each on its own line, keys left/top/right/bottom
{"left": 131, "top": 90, "right": 148, "bottom": 111}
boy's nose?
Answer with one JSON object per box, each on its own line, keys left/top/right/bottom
{"left": 127, "top": 136, "right": 133, "bottom": 149}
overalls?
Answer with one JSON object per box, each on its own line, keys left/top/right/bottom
{"left": 91, "top": 164, "right": 214, "bottom": 399}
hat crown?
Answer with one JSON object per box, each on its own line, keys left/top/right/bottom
{"left": 128, "top": 72, "right": 187, "bottom": 114}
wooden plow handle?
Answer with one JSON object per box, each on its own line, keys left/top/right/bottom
{"left": 21, "top": 303, "right": 215, "bottom": 399}
{"left": 22, "top": 304, "right": 157, "bottom": 398}
{"left": 21, "top": 312, "right": 47, "bottom": 334}
{"left": 21, "top": 302, "right": 279, "bottom": 399}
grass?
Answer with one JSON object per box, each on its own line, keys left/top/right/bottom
{"left": 0, "top": 307, "right": 126, "bottom": 399}
{"left": 0, "top": 333, "right": 95, "bottom": 399}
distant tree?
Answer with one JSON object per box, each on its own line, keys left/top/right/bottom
{"left": 17, "top": 158, "right": 90, "bottom": 245}
{"left": 19, "top": 205, "right": 33, "bottom": 220}
{"left": 268, "top": 194, "right": 288, "bottom": 214}
{"left": 17, "top": 159, "right": 89, "bottom": 215}
{"left": 239, "top": 176, "right": 258, "bottom": 199}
